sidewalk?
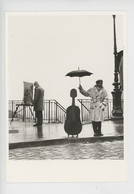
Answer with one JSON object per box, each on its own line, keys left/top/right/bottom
{"left": 9, "top": 119, "right": 123, "bottom": 149}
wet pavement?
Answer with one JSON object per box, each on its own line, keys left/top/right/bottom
{"left": 8, "top": 119, "right": 124, "bottom": 160}
{"left": 9, "top": 120, "right": 123, "bottom": 143}
{"left": 9, "top": 140, "right": 124, "bottom": 160}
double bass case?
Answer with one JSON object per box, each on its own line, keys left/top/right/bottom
{"left": 64, "top": 89, "right": 82, "bottom": 136}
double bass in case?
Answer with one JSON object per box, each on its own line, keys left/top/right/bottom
{"left": 64, "top": 89, "right": 82, "bottom": 137}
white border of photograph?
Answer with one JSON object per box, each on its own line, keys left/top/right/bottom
{"left": 0, "top": 0, "right": 134, "bottom": 194}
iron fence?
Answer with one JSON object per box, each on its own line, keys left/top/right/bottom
{"left": 8, "top": 99, "right": 123, "bottom": 124}
{"left": 9, "top": 100, "right": 66, "bottom": 123}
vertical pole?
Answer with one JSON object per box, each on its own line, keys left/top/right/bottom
{"left": 111, "top": 15, "right": 123, "bottom": 120}
{"left": 113, "top": 15, "right": 119, "bottom": 86}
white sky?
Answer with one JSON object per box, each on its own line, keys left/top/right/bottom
{"left": 7, "top": 12, "right": 124, "bottom": 108}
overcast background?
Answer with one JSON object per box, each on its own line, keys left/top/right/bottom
{"left": 7, "top": 12, "right": 124, "bottom": 108}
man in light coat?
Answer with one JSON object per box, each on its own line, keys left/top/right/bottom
{"left": 33, "top": 81, "right": 44, "bottom": 126}
{"left": 78, "top": 79, "right": 108, "bottom": 136}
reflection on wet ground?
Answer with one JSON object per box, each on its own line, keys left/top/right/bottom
{"left": 9, "top": 120, "right": 123, "bottom": 143}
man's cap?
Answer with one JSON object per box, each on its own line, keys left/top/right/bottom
{"left": 96, "top": 79, "right": 103, "bottom": 84}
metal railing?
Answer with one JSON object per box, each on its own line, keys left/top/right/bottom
{"left": 43, "top": 100, "right": 66, "bottom": 123}
{"left": 9, "top": 100, "right": 66, "bottom": 123}
{"left": 8, "top": 99, "right": 123, "bottom": 124}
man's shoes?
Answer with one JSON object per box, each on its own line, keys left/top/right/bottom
{"left": 94, "top": 133, "right": 103, "bottom": 137}
{"left": 33, "top": 124, "right": 42, "bottom": 127}
{"left": 33, "top": 124, "right": 38, "bottom": 126}
{"left": 98, "top": 133, "right": 103, "bottom": 136}
{"left": 94, "top": 133, "right": 99, "bottom": 137}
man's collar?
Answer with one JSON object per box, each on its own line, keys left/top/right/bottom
{"left": 95, "top": 85, "right": 104, "bottom": 91}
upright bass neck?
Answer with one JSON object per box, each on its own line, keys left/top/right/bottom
{"left": 72, "top": 97, "right": 75, "bottom": 106}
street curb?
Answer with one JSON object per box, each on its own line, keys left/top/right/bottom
{"left": 9, "top": 135, "right": 123, "bottom": 149}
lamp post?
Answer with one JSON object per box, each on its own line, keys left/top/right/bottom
{"left": 111, "top": 15, "right": 123, "bottom": 120}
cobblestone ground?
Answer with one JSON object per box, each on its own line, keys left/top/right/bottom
{"left": 9, "top": 140, "right": 124, "bottom": 160}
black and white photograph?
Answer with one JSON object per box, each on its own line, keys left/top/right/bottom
{"left": 6, "top": 11, "right": 126, "bottom": 182}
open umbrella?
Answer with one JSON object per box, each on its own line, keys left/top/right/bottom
{"left": 66, "top": 68, "right": 93, "bottom": 85}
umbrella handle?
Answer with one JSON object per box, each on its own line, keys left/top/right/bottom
{"left": 79, "top": 77, "right": 81, "bottom": 85}
{"left": 78, "top": 67, "right": 81, "bottom": 85}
